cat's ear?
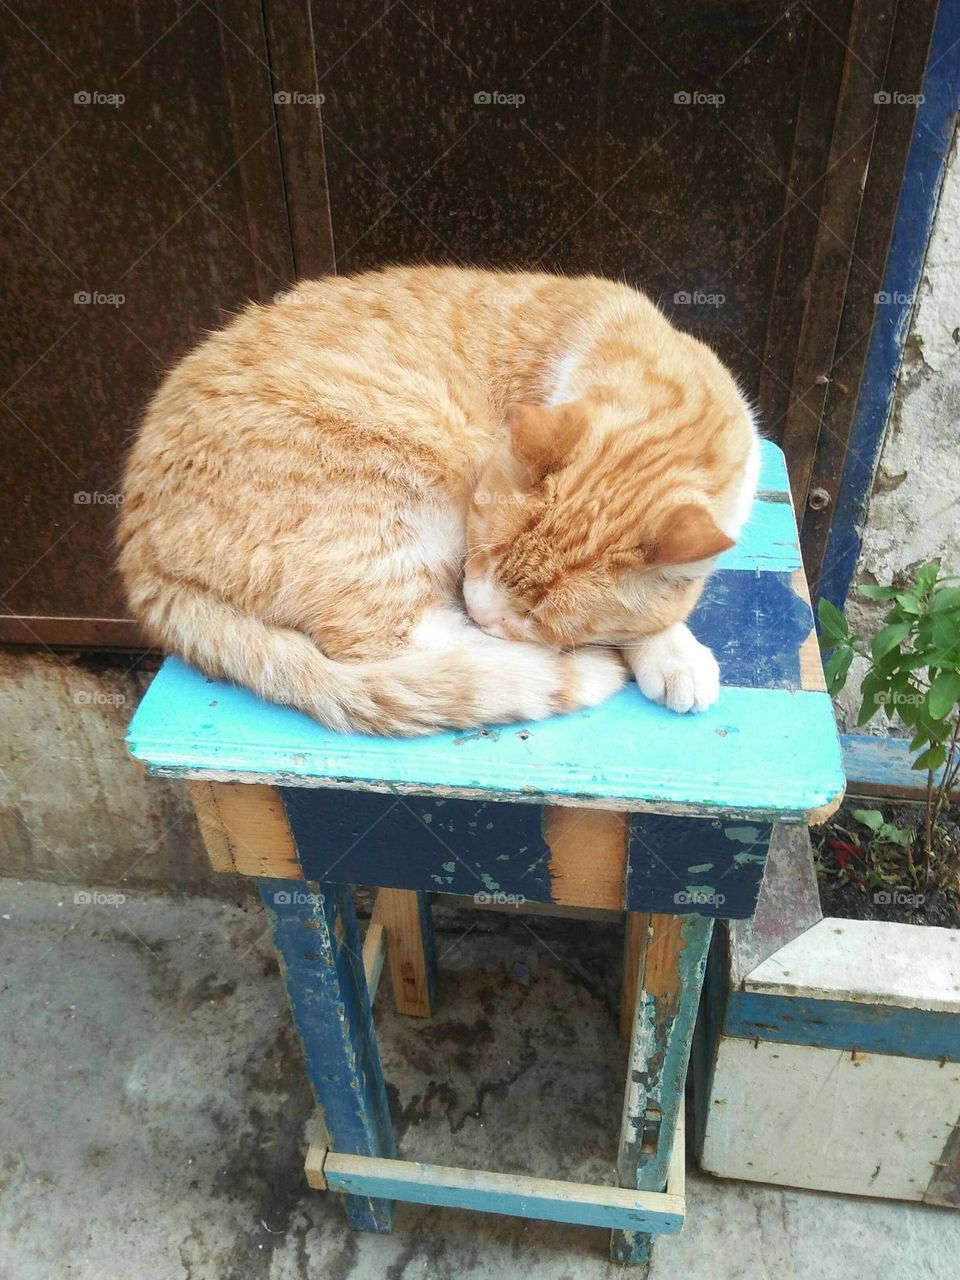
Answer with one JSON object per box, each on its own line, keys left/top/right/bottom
{"left": 647, "top": 503, "right": 735, "bottom": 566}
{"left": 504, "top": 402, "right": 586, "bottom": 486}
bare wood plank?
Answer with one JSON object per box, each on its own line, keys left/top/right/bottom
{"left": 363, "top": 893, "right": 386, "bottom": 1001}
{"left": 323, "top": 1152, "right": 685, "bottom": 1232}
{"left": 187, "top": 781, "right": 237, "bottom": 873}
{"left": 643, "top": 913, "right": 684, "bottom": 1006}
{"left": 612, "top": 914, "right": 711, "bottom": 1260}
{"left": 545, "top": 807, "right": 628, "bottom": 910}
{"left": 304, "top": 1130, "right": 328, "bottom": 1191}
{"left": 440, "top": 893, "right": 621, "bottom": 923}
{"left": 186, "top": 781, "right": 302, "bottom": 878}
{"left": 379, "top": 888, "right": 436, "bottom": 1018}
{"left": 620, "top": 913, "right": 650, "bottom": 1042}
{"left": 792, "top": 569, "right": 827, "bottom": 692}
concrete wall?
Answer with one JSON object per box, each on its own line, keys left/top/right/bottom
{"left": 835, "top": 125, "right": 960, "bottom": 732}
{"left": 0, "top": 648, "right": 246, "bottom": 896}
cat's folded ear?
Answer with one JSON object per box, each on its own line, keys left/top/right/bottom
{"left": 504, "top": 402, "right": 587, "bottom": 486}
{"left": 647, "top": 503, "right": 735, "bottom": 567}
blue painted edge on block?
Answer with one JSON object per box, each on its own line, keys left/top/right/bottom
{"left": 258, "top": 877, "right": 396, "bottom": 1232}
{"left": 841, "top": 732, "right": 957, "bottom": 796}
{"left": 724, "top": 990, "right": 960, "bottom": 1062}
{"left": 323, "top": 1167, "right": 684, "bottom": 1233}
{"left": 820, "top": 0, "right": 960, "bottom": 610}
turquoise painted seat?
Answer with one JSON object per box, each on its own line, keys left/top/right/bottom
{"left": 126, "top": 439, "right": 845, "bottom": 1265}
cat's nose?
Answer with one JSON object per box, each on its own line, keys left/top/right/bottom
{"left": 481, "top": 622, "right": 506, "bottom": 639}
{"left": 463, "top": 574, "right": 508, "bottom": 631}
{"left": 471, "top": 606, "right": 511, "bottom": 637}
{"left": 463, "top": 578, "right": 532, "bottom": 640}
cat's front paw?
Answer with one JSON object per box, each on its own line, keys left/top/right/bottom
{"left": 627, "top": 624, "right": 720, "bottom": 714}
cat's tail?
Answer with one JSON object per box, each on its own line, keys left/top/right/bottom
{"left": 132, "top": 581, "right": 626, "bottom": 736}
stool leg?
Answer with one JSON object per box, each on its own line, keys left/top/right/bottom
{"left": 259, "top": 877, "right": 396, "bottom": 1232}
{"left": 611, "top": 912, "right": 713, "bottom": 1266}
{"left": 379, "top": 888, "right": 437, "bottom": 1017}
{"left": 620, "top": 912, "right": 650, "bottom": 1040}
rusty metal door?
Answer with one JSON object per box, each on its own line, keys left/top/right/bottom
{"left": 0, "top": 0, "right": 938, "bottom": 645}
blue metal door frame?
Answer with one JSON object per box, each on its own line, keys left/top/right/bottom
{"left": 820, "top": 0, "right": 960, "bottom": 610}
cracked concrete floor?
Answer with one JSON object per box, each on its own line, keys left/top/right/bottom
{"left": 1, "top": 879, "right": 957, "bottom": 1279}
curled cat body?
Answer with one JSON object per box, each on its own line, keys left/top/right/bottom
{"left": 118, "top": 266, "right": 759, "bottom": 736}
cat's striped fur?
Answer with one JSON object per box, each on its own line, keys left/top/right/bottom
{"left": 119, "top": 267, "right": 758, "bottom": 734}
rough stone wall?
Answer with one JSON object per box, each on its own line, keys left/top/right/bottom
{"left": 835, "top": 126, "right": 960, "bottom": 732}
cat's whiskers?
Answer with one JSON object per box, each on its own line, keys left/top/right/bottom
{"left": 462, "top": 543, "right": 497, "bottom": 568}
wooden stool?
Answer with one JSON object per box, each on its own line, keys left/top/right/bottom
{"left": 126, "top": 440, "right": 843, "bottom": 1266}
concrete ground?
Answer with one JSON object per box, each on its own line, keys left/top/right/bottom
{"left": 0, "top": 879, "right": 957, "bottom": 1280}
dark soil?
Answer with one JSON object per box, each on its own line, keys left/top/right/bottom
{"left": 813, "top": 797, "right": 960, "bottom": 928}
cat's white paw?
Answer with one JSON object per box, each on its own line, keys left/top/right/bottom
{"left": 628, "top": 624, "right": 720, "bottom": 714}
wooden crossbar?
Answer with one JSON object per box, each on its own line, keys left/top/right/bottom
{"left": 319, "top": 1153, "right": 684, "bottom": 1232}
{"left": 304, "top": 890, "right": 690, "bottom": 1234}
{"left": 305, "top": 1108, "right": 686, "bottom": 1232}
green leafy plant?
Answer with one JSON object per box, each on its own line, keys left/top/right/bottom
{"left": 850, "top": 807, "right": 911, "bottom": 848}
{"left": 817, "top": 561, "right": 960, "bottom": 867}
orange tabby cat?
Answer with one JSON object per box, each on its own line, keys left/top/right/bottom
{"left": 119, "top": 266, "right": 758, "bottom": 735}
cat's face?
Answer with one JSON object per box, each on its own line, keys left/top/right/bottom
{"left": 464, "top": 402, "right": 738, "bottom": 647}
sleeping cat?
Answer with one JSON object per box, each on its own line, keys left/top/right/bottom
{"left": 118, "top": 266, "right": 759, "bottom": 735}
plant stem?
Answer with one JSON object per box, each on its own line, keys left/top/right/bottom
{"left": 931, "top": 714, "right": 960, "bottom": 839}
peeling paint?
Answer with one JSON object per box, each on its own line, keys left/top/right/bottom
{"left": 733, "top": 850, "right": 767, "bottom": 866}
{"left": 725, "top": 826, "right": 762, "bottom": 843}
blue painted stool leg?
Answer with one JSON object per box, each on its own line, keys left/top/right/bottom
{"left": 258, "top": 877, "right": 396, "bottom": 1232}
{"left": 611, "top": 913, "right": 714, "bottom": 1266}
